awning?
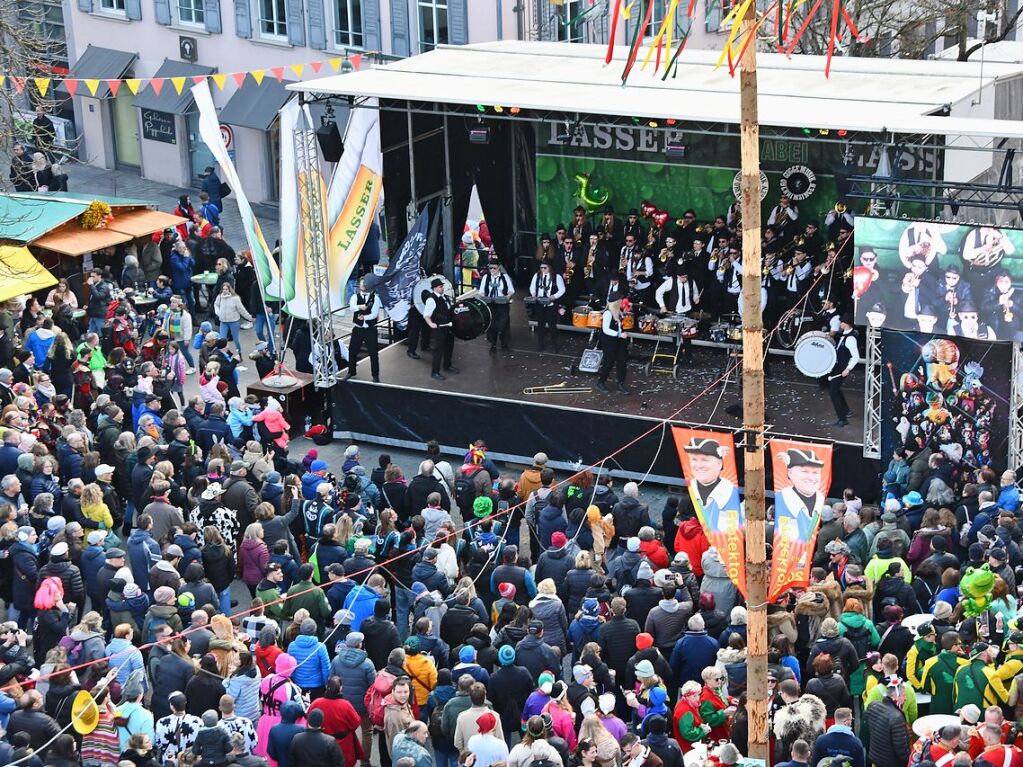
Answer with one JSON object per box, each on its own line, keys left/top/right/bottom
{"left": 219, "top": 79, "right": 294, "bottom": 131}
{"left": 33, "top": 226, "right": 134, "bottom": 256}
{"left": 106, "top": 208, "right": 186, "bottom": 237}
{"left": 133, "top": 59, "right": 216, "bottom": 114}
{"left": 0, "top": 246, "right": 58, "bottom": 303}
{"left": 0, "top": 195, "right": 87, "bottom": 242}
{"left": 58, "top": 45, "right": 138, "bottom": 99}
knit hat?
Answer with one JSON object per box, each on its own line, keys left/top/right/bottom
{"left": 636, "top": 561, "right": 654, "bottom": 582}
{"left": 123, "top": 583, "right": 142, "bottom": 599}
{"left": 202, "top": 710, "right": 219, "bottom": 727}
{"left": 934, "top": 601, "right": 954, "bottom": 620}
{"left": 646, "top": 715, "right": 667, "bottom": 735}
{"left": 458, "top": 645, "right": 476, "bottom": 663}
{"left": 265, "top": 471, "right": 282, "bottom": 485}
{"left": 582, "top": 597, "right": 599, "bottom": 618}
{"left": 551, "top": 531, "right": 567, "bottom": 548}
{"left": 498, "top": 582, "right": 516, "bottom": 599}
{"left": 636, "top": 633, "right": 654, "bottom": 651}
{"left": 627, "top": 537, "right": 641, "bottom": 552}
{"left": 154, "top": 586, "right": 176, "bottom": 605}
{"left": 730, "top": 606, "right": 748, "bottom": 625}
{"left": 538, "top": 672, "right": 555, "bottom": 694}
{"left": 653, "top": 569, "right": 676, "bottom": 588}
{"left": 635, "top": 659, "right": 655, "bottom": 679}
{"left": 598, "top": 693, "right": 616, "bottom": 713}
{"left": 404, "top": 636, "right": 421, "bottom": 653}
{"left": 820, "top": 617, "right": 840, "bottom": 638}
{"left": 346, "top": 632, "right": 364, "bottom": 647}
{"left": 307, "top": 709, "right": 324, "bottom": 729}
{"left": 47, "top": 516, "right": 66, "bottom": 533}
{"left": 550, "top": 681, "right": 568, "bottom": 701}
{"left": 476, "top": 712, "right": 497, "bottom": 734}
{"left": 498, "top": 645, "right": 516, "bottom": 666}
{"left": 534, "top": 452, "right": 548, "bottom": 466}
{"left": 300, "top": 618, "right": 317, "bottom": 635}
{"left": 960, "top": 704, "right": 982, "bottom": 724}
{"left": 528, "top": 619, "right": 544, "bottom": 635}
{"left": 473, "top": 496, "right": 493, "bottom": 518}
{"left": 311, "top": 459, "right": 328, "bottom": 472}
{"left": 648, "top": 686, "right": 668, "bottom": 709}
{"left": 87, "top": 530, "right": 107, "bottom": 546}
{"left": 572, "top": 665, "right": 592, "bottom": 684}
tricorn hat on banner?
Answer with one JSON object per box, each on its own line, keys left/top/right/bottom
{"left": 780, "top": 448, "right": 824, "bottom": 469}
{"left": 683, "top": 437, "right": 726, "bottom": 459}
{"left": 71, "top": 689, "right": 100, "bottom": 734}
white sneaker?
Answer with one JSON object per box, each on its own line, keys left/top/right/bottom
{"left": 240, "top": 321, "right": 253, "bottom": 329}
{"left": 236, "top": 365, "right": 249, "bottom": 371}
{"left": 186, "top": 367, "right": 196, "bottom": 375}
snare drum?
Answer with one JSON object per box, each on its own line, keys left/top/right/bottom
{"left": 793, "top": 331, "right": 838, "bottom": 378}
{"left": 587, "top": 310, "right": 603, "bottom": 328}
{"left": 680, "top": 318, "right": 699, "bottom": 339}
{"left": 727, "top": 325, "right": 743, "bottom": 342}
{"left": 639, "top": 314, "right": 657, "bottom": 333}
{"left": 710, "top": 323, "right": 728, "bottom": 343}
{"left": 622, "top": 311, "right": 635, "bottom": 331}
{"left": 655, "top": 318, "right": 677, "bottom": 335}
{"left": 572, "top": 307, "right": 589, "bottom": 328}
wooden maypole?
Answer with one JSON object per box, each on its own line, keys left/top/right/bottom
{"left": 737, "top": 0, "right": 770, "bottom": 761}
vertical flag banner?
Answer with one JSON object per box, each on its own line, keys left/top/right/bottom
{"left": 671, "top": 426, "right": 746, "bottom": 596}
{"left": 365, "top": 206, "right": 430, "bottom": 329}
{"left": 191, "top": 81, "right": 282, "bottom": 299}
{"left": 768, "top": 439, "right": 833, "bottom": 600}
{"left": 456, "top": 184, "right": 491, "bottom": 292}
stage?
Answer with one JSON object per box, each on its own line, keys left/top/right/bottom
{"left": 332, "top": 312, "right": 877, "bottom": 496}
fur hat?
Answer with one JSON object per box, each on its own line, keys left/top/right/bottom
{"left": 820, "top": 617, "right": 840, "bottom": 638}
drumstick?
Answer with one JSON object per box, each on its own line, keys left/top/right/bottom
{"left": 885, "top": 361, "right": 898, "bottom": 395}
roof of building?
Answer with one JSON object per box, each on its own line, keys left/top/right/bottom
{"left": 58, "top": 45, "right": 138, "bottom": 99}
{"left": 133, "top": 59, "right": 216, "bottom": 114}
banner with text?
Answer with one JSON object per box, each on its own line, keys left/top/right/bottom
{"left": 672, "top": 426, "right": 746, "bottom": 597}
{"left": 365, "top": 205, "right": 430, "bottom": 329}
{"left": 768, "top": 439, "right": 833, "bottom": 600}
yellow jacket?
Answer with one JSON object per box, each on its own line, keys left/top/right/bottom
{"left": 81, "top": 501, "right": 114, "bottom": 530}
{"left": 405, "top": 652, "right": 438, "bottom": 706}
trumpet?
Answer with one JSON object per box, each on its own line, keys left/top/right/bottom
{"left": 835, "top": 202, "right": 847, "bottom": 214}
{"left": 659, "top": 247, "right": 672, "bottom": 264}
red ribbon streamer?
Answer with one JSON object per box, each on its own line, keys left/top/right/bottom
{"left": 606, "top": 0, "right": 623, "bottom": 63}
{"left": 824, "top": 0, "right": 841, "bottom": 77}
{"left": 783, "top": 0, "right": 823, "bottom": 55}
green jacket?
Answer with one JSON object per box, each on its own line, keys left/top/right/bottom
{"left": 953, "top": 658, "right": 1010, "bottom": 711}
{"left": 906, "top": 637, "right": 937, "bottom": 690}
{"left": 284, "top": 579, "right": 330, "bottom": 623}
{"left": 441, "top": 692, "right": 472, "bottom": 738}
{"left": 257, "top": 583, "right": 285, "bottom": 621}
{"left": 921, "top": 650, "right": 966, "bottom": 715}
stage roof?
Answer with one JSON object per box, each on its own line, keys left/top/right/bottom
{"left": 291, "top": 40, "right": 1023, "bottom": 139}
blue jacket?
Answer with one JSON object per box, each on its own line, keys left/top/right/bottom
{"left": 669, "top": 630, "right": 719, "bottom": 687}
{"left": 223, "top": 666, "right": 261, "bottom": 723}
{"left": 999, "top": 485, "right": 1021, "bottom": 514}
{"left": 105, "top": 636, "right": 147, "bottom": 690}
{"left": 81, "top": 544, "right": 107, "bottom": 599}
{"left": 169, "top": 251, "right": 195, "bottom": 292}
{"left": 329, "top": 646, "right": 376, "bottom": 715}
{"left": 266, "top": 706, "right": 305, "bottom": 767}
{"left": 810, "top": 725, "right": 866, "bottom": 767}
{"left": 287, "top": 634, "right": 331, "bottom": 690}
{"left": 537, "top": 505, "right": 567, "bottom": 551}
{"left": 301, "top": 471, "right": 328, "bottom": 500}
{"left": 226, "top": 406, "right": 253, "bottom": 440}
{"left": 0, "top": 444, "right": 21, "bottom": 479}
{"left": 343, "top": 584, "right": 383, "bottom": 631}
{"left": 127, "top": 529, "right": 161, "bottom": 591}
{"left": 411, "top": 561, "right": 449, "bottom": 597}
{"left": 57, "top": 442, "right": 83, "bottom": 485}
{"left": 201, "top": 171, "right": 224, "bottom": 210}
{"left": 309, "top": 539, "right": 347, "bottom": 584}
{"left": 29, "top": 472, "right": 62, "bottom": 507}
{"left": 173, "top": 533, "right": 203, "bottom": 572}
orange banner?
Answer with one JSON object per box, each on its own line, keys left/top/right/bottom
{"left": 671, "top": 426, "right": 746, "bottom": 597}
{"left": 768, "top": 439, "right": 833, "bottom": 601}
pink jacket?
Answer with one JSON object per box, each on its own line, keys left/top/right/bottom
{"left": 253, "top": 408, "right": 290, "bottom": 449}
{"left": 199, "top": 374, "right": 225, "bottom": 405}
{"left": 239, "top": 538, "right": 270, "bottom": 586}
{"left": 542, "top": 701, "right": 578, "bottom": 750}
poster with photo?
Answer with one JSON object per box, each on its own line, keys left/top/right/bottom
{"left": 853, "top": 217, "right": 1023, "bottom": 341}
{"left": 880, "top": 330, "right": 1011, "bottom": 478}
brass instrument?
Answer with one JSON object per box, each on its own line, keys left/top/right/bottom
{"left": 564, "top": 258, "right": 575, "bottom": 283}
{"left": 573, "top": 223, "right": 584, "bottom": 245}
{"left": 524, "top": 381, "right": 593, "bottom": 395}
{"left": 584, "top": 244, "right": 596, "bottom": 279}
{"left": 835, "top": 202, "right": 847, "bottom": 214}
{"left": 902, "top": 272, "right": 921, "bottom": 293}
{"left": 659, "top": 247, "right": 672, "bottom": 264}
{"left": 1003, "top": 290, "right": 1015, "bottom": 323}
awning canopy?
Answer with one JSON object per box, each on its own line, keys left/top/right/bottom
{"left": 0, "top": 246, "right": 58, "bottom": 303}
{"left": 0, "top": 192, "right": 152, "bottom": 242}
{"left": 106, "top": 208, "right": 186, "bottom": 237}
{"left": 33, "top": 225, "right": 134, "bottom": 256}
{"left": 219, "top": 79, "right": 293, "bottom": 131}
{"left": 58, "top": 45, "right": 138, "bottom": 99}
{"left": 133, "top": 59, "right": 216, "bottom": 114}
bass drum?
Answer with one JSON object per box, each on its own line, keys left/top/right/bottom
{"left": 412, "top": 275, "right": 454, "bottom": 315}
{"left": 793, "top": 331, "right": 838, "bottom": 378}
{"left": 452, "top": 297, "right": 492, "bottom": 341}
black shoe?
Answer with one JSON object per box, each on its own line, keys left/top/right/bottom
{"left": 431, "top": 372, "right": 446, "bottom": 381}
{"left": 833, "top": 419, "right": 848, "bottom": 427}
{"left": 617, "top": 383, "right": 631, "bottom": 394}
{"left": 444, "top": 366, "right": 459, "bottom": 374}
{"left": 407, "top": 350, "right": 421, "bottom": 360}
{"left": 489, "top": 346, "right": 497, "bottom": 354}
{"left": 596, "top": 381, "right": 609, "bottom": 393}
{"left": 372, "top": 376, "right": 380, "bottom": 383}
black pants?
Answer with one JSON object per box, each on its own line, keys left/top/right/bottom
{"left": 432, "top": 327, "right": 454, "bottom": 374}
{"left": 378, "top": 730, "right": 392, "bottom": 767}
{"left": 348, "top": 325, "right": 379, "bottom": 377}
{"left": 598, "top": 335, "right": 628, "bottom": 384}
{"left": 487, "top": 304, "right": 511, "bottom": 349}
{"left": 536, "top": 304, "right": 559, "bottom": 352}
{"left": 829, "top": 374, "right": 849, "bottom": 419}
{"left": 406, "top": 309, "right": 431, "bottom": 352}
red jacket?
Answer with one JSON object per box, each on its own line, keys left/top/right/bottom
{"left": 255, "top": 641, "right": 283, "bottom": 677}
{"left": 697, "top": 685, "right": 730, "bottom": 742}
{"left": 674, "top": 518, "right": 710, "bottom": 577}
{"left": 640, "top": 539, "right": 669, "bottom": 569}
{"left": 979, "top": 745, "right": 1023, "bottom": 767}
{"left": 308, "top": 696, "right": 364, "bottom": 767}
{"left": 672, "top": 697, "right": 704, "bottom": 753}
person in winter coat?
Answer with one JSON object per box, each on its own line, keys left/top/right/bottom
{"left": 875, "top": 605, "right": 915, "bottom": 661}
{"left": 536, "top": 532, "right": 579, "bottom": 600}
{"left": 106, "top": 624, "right": 147, "bottom": 690}
{"left": 626, "top": 633, "right": 674, "bottom": 694}
{"left": 811, "top": 709, "right": 865, "bottom": 767}
{"left": 267, "top": 699, "right": 305, "bottom": 767}
{"left": 224, "top": 650, "right": 262, "bottom": 725}
{"left": 565, "top": 550, "right": 598, "bottom": 617}
{"left": 201, "top": 527, "right": 236, "bottom": 615}
{"left": 536, "top": 494, "right": 569, "bottom": 552}
{"left": 411, "top": 547, "right": 450, "bottom": 597}
{"left": 674, "top": 514, "right": 710, "bottom": 578}
{"left": 214, "top": 283, "right": 253, "bottom": 355}
{"left": 193, "top": 710, "right": 233, "bottom": 767}
{"left": 37, "top": 541, "right": 85, "bottom": 613}
{"left": 808, "top": 617, "right": 861, "bottom": 685}
{"left": 530, "top": 579, "right": 569, "bottom": 656}
{"left": 126, "top": 516, "right": 161, "bottom": 592}
{"left": 645, "top": 582, "right": 693, "bottom": 658}
{"left": 872, "top": 562, "right": 922, "bottom": 617}
{"left": 598, "top": 597, "right": 641, "bottom": 682}
{"left": 66, "top": 611, "right": 107, "bottom": 665}
{"left": 672, "top": 681, "right": 710, "bottom": 753}
{"left": 33, "top": 577, "right": 72, "bottom": 665}
{"left": 305, "top": 678, "right": 363, "bottom": 767}
{"left": 287, "top": 618, "right": 331, "bottom": 697}
{"left": 805, "top": 653, "right": 853, "bottom": 719}
{"left": 255, "top": 654, "right": 307, "bottom": 759}
{"left": 10, "top": 526, "right": 40, "bottom": 628}
{"left": 515, "top": 619, "right": 563, "bottom": 683}
{"left": 382, "top": 678, "right": 416, "bottom": 764}
{"left": 239, "top": 523, "right": 270, "bottom": 595}
{"left": 142, "top": 585, "right": 183, "bottom": 643}
{"left": 670, "top": 615, "right": 719, "bottom": 688}
{"left": 864, "top": 681, "right": 911, "bottom": 767}
{"left": 700, "top": 548, "right": 737, "bottom": 616}
{"left": 330, "top": 629, "right": 376, "bottom": 726}
{"left": 404, "top": 635, "right": 438, "bottom": 706}
{"left": 611, "top": 483, "right": 651, "bottom": 548}
{"left": 568, "top": 598, "right": 605, "bottom": 664}
{"left": 152, "top": 636, "right": 196, "bottom": 720}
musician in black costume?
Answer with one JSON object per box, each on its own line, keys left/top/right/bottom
{"left": 479, "top": 260, "right": 514, "bottom": 353}
{"left": 423, "top": 277, "right": 457, "bottom": 380}
{"left": 347, "top": 277, "right": 381, "bottom": 382}
{"left": 529, "top": 262, "right": 566, "bottom": 355}
{"left": 597, "top": 299, "right": 630, "bottom": 395}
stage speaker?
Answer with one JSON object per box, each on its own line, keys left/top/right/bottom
{"left": 579, "top": 348, "right": 603, "bottom": 373}
{"left": 469, "top": 127, "right": 490, "bottom": 145}
{"left": 316, "top": 121, "right": 344, "bottom": 162}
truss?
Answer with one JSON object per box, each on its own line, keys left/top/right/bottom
{"left": 845, "top": 174, "right": 1023, "bottom": 213}
{"left": 1012, "top": 343, "right": 1023, "bottom": 470}
{"left": 863, "top": 325, "right": 882, "bottom": 460}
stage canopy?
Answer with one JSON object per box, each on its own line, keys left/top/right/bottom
{"left": 290, "top": 40, "right": 1023, "bottom": 140}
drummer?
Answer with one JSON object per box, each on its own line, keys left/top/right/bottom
{"left": 423, "top": 277, "right": 457, "bottom": 381}
{"left": 655, "top": 269, "right": 700, "bottom": 364}
{"left": 479, "top": 259, "right": 514, "bottom": 353}
{"left": 529, "top": 261, "right": 565, "bottom": 355}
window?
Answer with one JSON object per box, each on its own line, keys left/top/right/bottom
{"left": 651, "top": 0, "right": 691, "bottom": 40}
{"left": 334, "top": 0, "right": 363, "bottom": 47}
{"left": 557, "top": 0, "right": 584, "bottom": 42}
{"left": 418, "top": 0, "right": 447, "bottom": 52}
{"left": 177, "top": 0, "right": 205, "bottom": 26}
{"left": 100, "top": 0, "right": 126, "bottom": 11}
{"left": 260, "top": 0, "right": 288, "bottom": 38}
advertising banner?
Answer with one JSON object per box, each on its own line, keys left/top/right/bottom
{"left": 768, "top": 439, "right": 833, "bottom": 600}
{"left": 880, "top": 329, "right": 1011, "bottom": 477}
{"left": 854, "top": 217, "right": 1023, "bottom": 341}
{"left": 672, "top": 426, "right": 746, "bottom": 596}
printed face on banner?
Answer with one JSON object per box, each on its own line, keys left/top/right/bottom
{"left": 768, "top": 439, "right": 833, "bottom": 600}
{"left": 672, "top": 426, "right": 746, "bottom": 595}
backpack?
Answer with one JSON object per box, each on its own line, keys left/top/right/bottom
{"left": 428, "top": 699, "right": 446, "bottom": 739}
{"left": 454, "top": 468, "right": 483, "bottom": 517}
{"left": 908, "top": 737, "right": 935, "bottom": 767}
{"left": 364, "top": 671, "right": 395, "bottom": 728}
{"left": 143, "top": 611, "right": 171, "bottom": 645}
{"left": 303, "top": 500, "right": 328, "bottom": 537}
{"left": 99, "top": 322, "right": 114, "bottom": 356}
{"left": 58, "top": 634, "right": 85, "bottom": 665}
{"left": 843, "top": 621, "right": 872, "bottom": 661}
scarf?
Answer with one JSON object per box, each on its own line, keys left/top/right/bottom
{"left": 168, "top": 309, "right": 183, "bottom": 339}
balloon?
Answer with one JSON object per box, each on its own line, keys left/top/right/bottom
{"left": 652, "top": 210, "right": 669, "bottom": 228}
{"left": 640, "top": 201, "right": 657, "bottom": 220}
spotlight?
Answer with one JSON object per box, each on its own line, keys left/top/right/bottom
{"left": 469, "top": 126, "right": 490, "bottom": 145}
{"left": 802, "top": 128, "right": 812, "bottom": 135}
{"left": 632, "top": 117, "right": 641, "bottom": 125}
{"left": 648, "top": 120, "right": 659, "bottom": 128}
{"left": 665, "top": 142, "right": 687, "bottom": 160}
{"left": 510, "top": 107, "right": 521, "bottom": 115}
{"left": 475, "top": 104, "right": 486, "bottom": 113}
{"left": 837, "top": 130, "right": 848, "bottom": 137}
{"left": 340, "top": 57, "right": 355, "bottom": 74}
{"left": 819, "top": 129, "right": 830, "bottom": 136}
{"left": 666, "top": 119, "right": 677, "bottom": 125}
{"left": 494, "top": 106, "right": 504, "bottom": 113}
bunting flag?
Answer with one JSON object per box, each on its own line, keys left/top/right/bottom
{"left": 106, "top": 79, "right": 121, "bottom": 96}
{"left": 270, "top": 66, "right": 286, "bottom": 82}
{"left": 212, "top": 73, "right": 227, "bottom": 91}
{"left": 125, "top": 79, "right": 141, "bottom": 95}
{"left": 232, "top": 72, "right": 247, "bottom": 88}
{"left": 84, "top": 79, "right": 100, "bottom": 96}
{"left": 34, "top": 78, "right": 50, "bottom": 97}
{"left": 171, "top": 76, "right": 187, "bottom": 94}
{"left": 251, "top": 69, "right": 266, "bottom": 86}
{"left": 150, "top": 78, "right": 165, "bottom": 96}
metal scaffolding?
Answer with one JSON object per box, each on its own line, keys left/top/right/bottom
{"left": 294, "top": 109, "right": 340, "bottom": 389}
{"left": 862, "top": 325, "right": 882, "bottom": 460}
{"left": 1012, "top": 343, "right": 1023, "bottom": 470}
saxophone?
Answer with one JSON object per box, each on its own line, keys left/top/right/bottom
{"left": 573, "top": 222, "right": 584, "bottom": 245}
{"left": 564, "top": 253, "right": 575, "bottom": 283}
{"left": 585, "top": 243, "right": 596, "bottom": 279}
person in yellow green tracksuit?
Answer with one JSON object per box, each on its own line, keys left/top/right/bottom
{"left": 998, "top": 630, "right": 1023, "bottom": 685}
{"left": 954, "top": 641, "right": 1010, "bottom": 712}
{"left": 921, "top": 631, "right": 968, "bottom": 715}
{"left": 906, "top": 622, "right": 938, "bottom": 691}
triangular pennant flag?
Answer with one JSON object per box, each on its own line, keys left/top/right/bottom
{"left": 289, "top": 63, "right": 305, "bottom": 77}
{"left": 310, "top": 61, "right": 323, "bottom": 73}
{"left": 150, "top": 78, "right": 165, "bottom": 96}
{"left": 12, "top": 77, "right": 25, "bottom": 94}
{"left": 64, "top": 79, "right": 78, "bottom": 96}
{"left": 231, "top": 72, "right": 247, "bottom": 87}
{"left": 212, "top": 73, "right": 227, "bottom": 90}
{"left": 125, "top": 78, "right": 141, "bottom": 95}
{"left": 251, "top": 69, "right": 266, "bottom": 85}
{"left": 106, "top": 79, "right": 122, "bottom": 97}
{"left": 270, "top": 66, "right": 285, "bottom": 82}
{"left": 329, "top": 57, "right": 343, "bottom": 71}
{"left": 0, "top": 76, "right": 6, "bottom": 88}
{"left": 34, "top": 78, "right": 50, "bottom": 97}
{"left": 191, "top": 75, "right": 206, "bottom": 85}
{"left": 350, "top": 54, "right": 363, "bottom": 70}
{"left": 171, "top": 76, "right": 187, "bottom": 94}
{"left": 84, "top": 79, "right": 100, "bottom": 96}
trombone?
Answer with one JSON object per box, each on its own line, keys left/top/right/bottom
{"left": 523, "top": 381, "right": 593, "bottom": 395}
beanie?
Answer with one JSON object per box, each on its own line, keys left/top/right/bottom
{"left": 498, "top": 645, "right": 516, "bottom": 666}
{"left": 636, "top": 632, "right": 654, "bottom": 651}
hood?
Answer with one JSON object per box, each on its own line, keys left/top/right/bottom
{"left": 593, "top": 486, "right": 611, "bottom": 498}
{"left": 262, "top": 484, "right": 283, "bottom": 501}
{"left": 539, "top": 505, "right": 564, "bottom": 521}
{"left": 545, "top": 546, "right": 568, "bottom": 560}
{"left": 154, "top": 560, "right": 179, "bottom": 573}
{"left": 701, "top": 549, "right": 727, "bottom": 576}
{"left": 840, "top": 612, "right": 871, "bottom": 629}
{"left": 336, "top": 646, "right": 369, "bottom": 666}
{"left": 241, "top": 539, "right": 265, "bottom": 553}
{"left": 70, "top": 628, "right": 103, "bottom": 642}
{"left": 290, "top": 634, "right": 319, "bottom": 650}
{"left": 718, "top": 646, "right": 747, "bottom": 664}
{"left": 618, "top": 496, "right": 641, "bottom": 511}
{"left": 658, "top": 599, "right": 679, "bottom": 613}
{"left": 128, "top": 529, "right": 152, "bottom": 544}
{"left": 679, "top": 518, "right": 704, "bottom": 539}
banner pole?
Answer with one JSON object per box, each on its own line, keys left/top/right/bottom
{"left": 737, "top": 1, "right": 770, "bottom": 761}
